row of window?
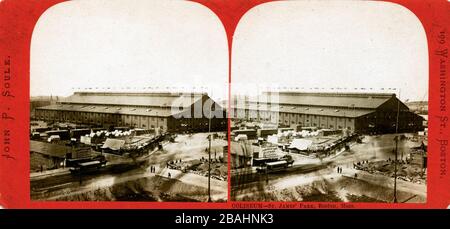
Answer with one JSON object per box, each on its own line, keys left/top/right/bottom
{"left": 245, "top": 114, "right": 353, "bottom": 122}
{"left": 242, "top": 103, "right": 361, "bottom": 111}
{"left": 37, "top": 111, "right": 165, "bottom": 120}
{"left": 36, "top": 111, "right": 166, "bottom": 125}
{"left": 238, "top": 110, "right": 355, "bottom": 120}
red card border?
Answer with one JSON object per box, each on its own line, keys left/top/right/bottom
{"left": 0, "top": 0, "right": 448, "bottom": 209}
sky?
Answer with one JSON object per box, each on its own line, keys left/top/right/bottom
{"left": 31, "top": 0, "right": 429, "bottom": 103}
{"left": 232, "top": 0, "right": 428, "bottom": 102}
{"left": 30, "top": 0, "right": 228, "bottom": 101}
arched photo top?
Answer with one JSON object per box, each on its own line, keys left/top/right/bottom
{"left": 31, "top": 0, "right": 228, "bottom": 101}
{"left": 232, "top": 0, "right": 428, "bottom": 102}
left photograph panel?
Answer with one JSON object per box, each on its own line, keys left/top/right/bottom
{"left": 29, "top": 0, "right": 229, "bottom": 202}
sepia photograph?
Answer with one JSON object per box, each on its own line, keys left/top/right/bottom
{"left": 29, "top": 0, "right": 229, "bottom": 202}
{"left": 230, "top": 1, "right": 428, "bottom": 203}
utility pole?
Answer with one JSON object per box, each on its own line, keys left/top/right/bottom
{"left": 207, "top": 101, "right": 212, "bottom": 203}
{"left": 393, "top": 137, "right": 398, "bottom": 203}
{"left": 393, "top": 90, "right": 400, "bottom": 203}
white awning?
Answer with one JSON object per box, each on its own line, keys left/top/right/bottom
{"left": 288, "top": 139, "right": 313, "bottom": 151}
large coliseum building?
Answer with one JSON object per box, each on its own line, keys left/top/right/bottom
{"left": 231, "top": 92, "right": 424, "bottom": 134}
{"left": 34, "top": 92, "right": 227, "bottom": 133}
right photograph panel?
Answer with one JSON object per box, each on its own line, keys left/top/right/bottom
{"left": 230, "top": 1, "right": 428, "bottom": 203}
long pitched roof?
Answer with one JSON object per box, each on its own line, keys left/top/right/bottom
{"left": 37, "top": 104, "right": 174, "bottom": 117}
{"left": 233, "top": 104, "right": 374, "bottom": 118}
{"left": 278, "top": 105, "right": 373, "bottom": 117}
{"left": 61, "top": 92, "right": 205, "bottom": 108}
{"left": 249, "top": 92, "right": 395, "bottom": 109}
{"left": 30, "top": 140, "right": 69, "bottom": 158}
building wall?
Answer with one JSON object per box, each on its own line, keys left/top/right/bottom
{"left": 356, "top": 110, "right": 424, "bottom": 134}
{"left": 36, "top": 108, "right": 226, "bottom": 134}
{"left": 35, "top": 109, "right": 170, "bottom": 131}
{"left": 233, "top": 108, "right": 358, "bottom": 132}
{"left": 232, "top": 95, "right": 423, "bottom": 134}
{"left": 35, "top": 92, "right": 227, "bottom": 134}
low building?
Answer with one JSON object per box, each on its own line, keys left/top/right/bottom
{"left": 30, "top": 140, "right": 69, "bottom": 171}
